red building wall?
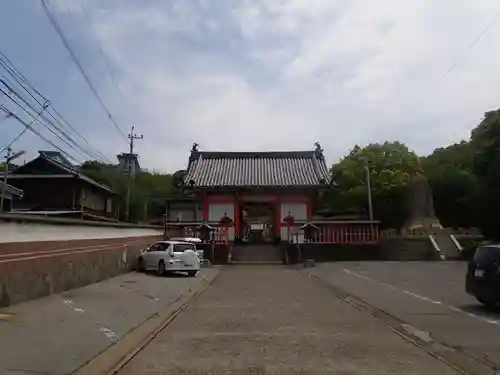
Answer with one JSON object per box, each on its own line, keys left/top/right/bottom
{"left": 202, "top": 191, "right": 314, "bottom": 239}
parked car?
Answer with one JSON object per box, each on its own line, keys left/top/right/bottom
{"left": 169, "top": 237, "right": 204, "bottom": 260}
{"left": 466, "top": 243, "right": 500, "bottom": 306}
{"left": 137, "top": 240, "right": 200, "bottom": 276}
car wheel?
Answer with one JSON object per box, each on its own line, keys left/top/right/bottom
{"left": 476, "top": 296, "right": 497, "bottom": 307}
{"left": 157, "top": 260, "right": 166, "bottom": 276}
{"left": 187, "top": 270, "right": 197, "bottom": 277}
{"left": 137, "top": 257, "right": 145, "bottom": 272}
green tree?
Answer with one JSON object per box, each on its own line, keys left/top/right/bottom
{"left": 422, "top": 141, "right": 479, "bottom": 228}
{"left": 79, "top": 161, "right": 174, "bottom": 223}
{"left": 470, "top": 109, "right": 500, "bottom": 239}
{"left": 329, "top": 142, "right": 422, "bottom": 228}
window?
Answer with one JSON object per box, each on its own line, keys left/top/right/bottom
{"left": 474, "top": 246, "right": 500, "bottom": 263}
{"left": 147, "top": 244, "right": 159, "bottom": 252}
{"left": 148, "top": 243, "right": 169, "bottom": 252}
{"left": 173, "top": 243, "right": 196, "bottom": 253}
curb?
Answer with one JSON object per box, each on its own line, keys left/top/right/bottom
{"left": 307, "top": 272, "right": 497, "bottom": 375}
{"left": 72, "top": 272, "right": 218, "bottom": 375}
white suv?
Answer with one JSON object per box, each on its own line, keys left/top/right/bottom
{"left": 138, "top": 240, "right": 200, "bottom": 276}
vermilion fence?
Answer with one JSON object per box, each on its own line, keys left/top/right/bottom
{"left": 165, "top": 220, "right": 379, "bottom": 245}
{"left": 164, "top": 222, "right": 229, "bottom": 244}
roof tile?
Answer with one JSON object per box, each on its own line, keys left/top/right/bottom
{"left": 184, "top": 151, "right": 331, "bottom": 188}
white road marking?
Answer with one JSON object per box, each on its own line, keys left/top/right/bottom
{"left": 342, "top": 268, "right": 500, "bottom": 327}
{"left": 402, "top": 290, "right": 442, "bottom": 305}
{"left": 63, "top": 300, "right": 85, "bottom": 313}
{"left": 63, "top": 299, "right": 117, "bottom": 341}
{"left": 99, "top": 327, "right": 118, "bottom": 340}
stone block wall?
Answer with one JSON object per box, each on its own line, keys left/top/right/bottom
{"left": 379, "top": 237, "right": 438, "bottom": 260}
{"left": 282, "top": 243, "right": 382, "bottom": 264}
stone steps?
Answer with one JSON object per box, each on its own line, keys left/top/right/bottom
{"left": 430, "top": 233, "right": 461, "bottom": 260}
{"left": 230, "top": 244, "right": 283, "bottom": 264}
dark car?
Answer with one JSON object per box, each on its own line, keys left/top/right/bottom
{"left": 466, "top": 243, "right": 500, "bottom": 306}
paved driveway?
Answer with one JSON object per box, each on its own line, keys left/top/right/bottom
{"left": 118, "top": 265, "right": 462, "bottom": 375}
{"left": 0, "top": 269, "right": 217, "bottom": 375}
{"left": 311, "top": 262, "right": 500, "bottom": 370}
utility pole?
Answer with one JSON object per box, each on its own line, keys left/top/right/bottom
{"left": 125, "top": 126, "right": 143, "bottom": 222}
{"left": 0, "top": 147, "right": 25, "bottom": 213}
{"left": 365, "top": 165, "right": 374, "bottom": 221}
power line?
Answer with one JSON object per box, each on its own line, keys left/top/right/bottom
{"left": 0, "top": 86, "right": 84, "bottom": 158}
{"left": 0, "top": 50, "right": 48, "bottom": 101}
{"left": 0, "top": 77, "right": 108, "bottom": 162}
{"left": 0, "top": 85, "right": 105, "bottom": 162}
{"left": 71, "top": 0, "right": 128, "bottom": 104}
{"left": 445, "top": 13, "right": 500, "bottom": 76}
{"left": 0, "top": 105, "right": 82, "bottom": 164}
{"left": 39, "top": 0, "right": 128, "bottom": 142}
{"left": 0, "top": 101, "right": 48, "bottom": 154}
{"left": 0, "top": 50, "right": 113, "bottom": 163}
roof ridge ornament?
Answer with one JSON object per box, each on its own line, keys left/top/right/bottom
{"left": 191, "top": 143, "right": 199, "bottom": 152}
{"left": 314, "top": 141, "right": 324, "bottom": 161}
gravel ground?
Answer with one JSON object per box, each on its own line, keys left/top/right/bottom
{"left": 117, "top": 265, "right": 461, "bottom": 375}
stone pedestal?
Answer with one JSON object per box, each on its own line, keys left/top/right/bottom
{"left": 402, "top": 173, "right": 442, "bottom": 235}
{"left": 402, "top": 216, "right": 442, "bottom": 235}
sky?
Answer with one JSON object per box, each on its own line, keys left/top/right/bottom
{"left": 2, "top": 0, "right": 500, "bottom": 173}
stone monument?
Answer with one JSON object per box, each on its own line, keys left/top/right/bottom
{"left": 402, "top": 173, "right": 442, "bottom": 235}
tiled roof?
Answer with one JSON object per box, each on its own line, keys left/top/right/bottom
{"left": 42, "top": 152, "right": 114, "bottom": 193}
{"left": 39, "top": 151, "right": 74, "bottom": 169}
{"left": 184, "top": 150, "right": 332, "bottom": 188}
{"left": 13, "top": 151, "right": 113, "bottom": 193}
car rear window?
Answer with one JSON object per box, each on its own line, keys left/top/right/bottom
{"left": 474, "top": 246, "right": 500, "bottom": 263}
{"left": 173, "top": 243, "right": 196, "bottom": 252}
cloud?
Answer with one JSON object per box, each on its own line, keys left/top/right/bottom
{"left": 28, "top": 0, "right": 500, "bottom": 171}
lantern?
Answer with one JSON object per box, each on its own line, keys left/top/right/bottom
{"left": 283, "top": 212, "right": 295, "bottom": 226}
{"left": 197, "top": 223, "right": 214, "bottom": 242}
{"left": 219, "top": 212, "right": 233, "bottom": 227}
{"left": 300, "top": 222, "right": 319, "bottom": 242}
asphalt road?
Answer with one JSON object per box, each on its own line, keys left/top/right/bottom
{"left": 0, "top": 269, "right": 218, "bottom": 375}
{"left": 310, "top": 262, "right": 500, "bottom": 371}
{"left": 117, "top": 265, "right": 462, "bottom": 375}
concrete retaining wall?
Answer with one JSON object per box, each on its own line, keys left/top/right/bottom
{"left": 0, "top": 216, "right": 164, "bottom": 306}
{"left": 281, "top": 239, "right": 437, "bottom": 263}
{"left": 283, "top": 243, "right": 381, "bottom": 264}
{"left": 380, "top": 237, "right": 438, "bottom": 260}
{"left": 0, "top": 221, "right": 161, "bottom": 243}
{"left": 0, "top": 236, "right": 161, "bottom": 307}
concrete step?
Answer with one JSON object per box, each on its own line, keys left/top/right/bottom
{"left": 230, "top": 260, "right": 283, "bottom": 265}
{"left": 430, "top": 234, "right": 461, "bottom": 260}
{"left": 231, "top": 244, "right": 282, "bottom": 263}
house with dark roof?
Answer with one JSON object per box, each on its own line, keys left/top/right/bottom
{"left": 0, "top": 180, "right": 23, "bottom": 212}
{"left": 173, "top": 143, "right": 333, "bottom": 242}
{"left": 7, "top": 151, "right": 115, "bottom": 219}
